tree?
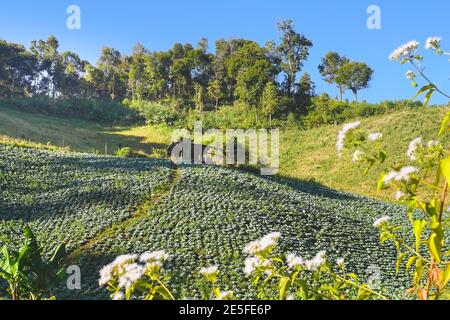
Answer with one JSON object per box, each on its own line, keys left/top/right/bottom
{"left": 318, "top": 52, "right": 349, "bottom": 101}
{"left": 338, "top": 62, "right": 374, "bottom": 101}
{"left": 295, "top": 72, "right": 315, "bottom": 114}
{"left": 98, "top": 47, "right": 122, "bottom": 100}
{"left": 194, "top": 83, "right": 205, "bottom": 113}
{"left": 277, "top": 19, "right": 313, "bottom": 98}
{"left": 208, "top": 79, "right": 222, "bottom": 112}
{"left": 261, "top": 81, "right": 279, "bottom": 126}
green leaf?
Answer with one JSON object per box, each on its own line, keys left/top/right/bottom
{"left": 413, "top": 84, "right": 435, "bottom": 100}
{"left": 423, "top": 89, "right": 435, "bottom": 107}
{"left": 356, "top": 284, "right": 371, "bottom": 300}
{"left": 278, "top": 277, "right": 290, "bottom": 300}
{"left": 443, "top": 264, "right": 450, "bottom": 287}
{"left": 438, "top": 112, "right": 450, "bottom": 137}
{"left": 428, "top": 230, "right": 443, "bottom": 263}
{"left": 406, "top": 256, "right": 417, "bottom": 272}
{"left": 396, "top": 252, "right": 406, "bottom": 275}
{"left": 377, "top": 172, "right": 387, "bottom": 191}
{"left": 413, "top": 219, "right": 427, "bottom": 252}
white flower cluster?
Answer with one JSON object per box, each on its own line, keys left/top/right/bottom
{"left": 243, "top": 232, "right": 281, "bottom": 255}
{"left": 373, "top": 216, "right": 391, "bottom": 228}
{"left": 407, "top": 137, "right": 422, "bottom": 161}
{"left": 99, "top": 250, "right": 170, "bottom": 294}
{"left": 368, "top": 132, "right": 383, "bottom": 142}
{"left": 286, "top": 251, "right": 327, "bottom": 271}
{"left": 216, "top": 290, "right": 234, "bottom": 300}
{"left": 425, "top": 36, "right": 442, "bottom": 50}
{"left": 353, "top": 150, "right": 364, "bottom": 163}
{"left": 405, "top": 71, "right": 415, "bottom": 81}
{"left": 243, "top": 232, "right": 280, "bottom": 276}
{"left": 337, "top": 121, "right": 361, "bottom": 156}
{"left": 389, "top": 40, "right": 419, "bottom": 61}
{"left": 200, "top": 265, "right": 219, "bottom": 277}
{"left": 384, "top": 166, "right": 418, "bottom": 185}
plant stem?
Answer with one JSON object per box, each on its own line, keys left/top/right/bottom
{"left": 410, "top": 60, "right": 450, "bottom": 99}
{"left": 329, "top": 272, "right": 389, "bottom": 300}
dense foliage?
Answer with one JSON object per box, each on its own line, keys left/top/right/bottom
{"left": 0, "top": 19, "right": 376, "bottom": 127}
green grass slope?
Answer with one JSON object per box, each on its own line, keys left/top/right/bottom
{"left": 0, "top": 105, "right": 169, "bottom": 155}
{"left": 0, "top": 145, "right": 412, "bottom": 299}
{"left": 280, "top": 106, "right": 450, "bottom": 200}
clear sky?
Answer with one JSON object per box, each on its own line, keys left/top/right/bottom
{"left": 1, "top": 0, "right": 449, "bottom": 104}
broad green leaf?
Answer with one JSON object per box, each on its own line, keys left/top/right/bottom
{"left": 278, "top": 277, "right": 290, "bottom": 300}
{"left": 413, "top": 219, "right": 427, "bottom": 252}
{"left": 438, "top": 112, "right": 450, "bottom": 137}
{"left": 406, "top": 256, "right": 417, "bottom": 272}
{"left": 356, "top": 285, "right": 371, "bottom": 300}
{"left": 413, "top": 84, "right": 435, "bottom": 100}
{"left": 443, "top": 264, "right": 450, "bottom": 287}
{"left": 423, "top": 89, "right": 435, "bottom": 107}
{"left": 428, "top": 231, "right": 443, "bottom": 263}
{"left": 396, "top": 252, "right": 406, "bottom": 275}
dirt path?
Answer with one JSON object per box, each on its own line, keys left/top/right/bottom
{"left": 65, "top": 165, "right": 181, "bottom": 263}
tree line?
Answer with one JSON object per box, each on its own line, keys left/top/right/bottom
{"left": 0, "top": 20, "right": 373, "bottom": 124}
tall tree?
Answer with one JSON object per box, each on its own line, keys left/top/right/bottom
{"left": 208, "top": 79, "right": 222, "bottom": 112}
{"left": 338, "top": 62, "right": 374, "bottom": 102}
{"left": 277, "top": 19, "right": 313, "bottom": 98}
{"left": 261, "top": 81, "right": 279, "bottom": 126}
{"left": 98, "top": 47, "right": 122, "bottom": 100}
{"left": 318, "top": 52, "right": 349, "bottom": 101}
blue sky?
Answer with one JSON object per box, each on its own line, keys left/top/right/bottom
{"left": 1, "top": 0, "right": 449, "bottom": 103}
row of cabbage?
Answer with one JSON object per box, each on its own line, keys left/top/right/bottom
{"left": 0, "top": 145, "right": 173, "bottom": 254}
{"left": 66, "top": 165, "right": 410, "bottom": 299}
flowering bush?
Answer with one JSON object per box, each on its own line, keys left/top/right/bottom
{"left": 99, "top": 233, "right": 383, "bottom": 300}
{"left": 99, "top": 251, "right": 174, "bottom": 300}
{"left": 338, "top": 36, "right": 450, "bottom": 300}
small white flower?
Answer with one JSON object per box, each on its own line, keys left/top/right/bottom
{"left": 353, "top": 150, "right": 364, "bottom": 163}
{"left": 407, "top": 137, "right": 422, "bottom": 161}
{"left": 425, "top": 36, "right": 442, "bottom": 50}
{"left": 118, "top": 263, "right": 146, "bottom": 289}
{"left": 337, "top": 121, "right": 361, "bottom": 156}
{"left": 337, "top": 258, "right": 345, "bottom": 267}
{"left": 216, "top": 291, "right": 234, "bottom": 300}
{"left": 389, "top": 40, "right": 419, "bottom": 60}
{"left": 243, "top": 232, "right": 281, "bottom": 255}
{"left": 384, "top": 171, "right": 399, "bottom": 185}
{"left": 405, "top": 71, "right": 415, "bottom": 81}
{"left": 244, "top": 257, "right": 261, "bottom": 275}
{"left": 395, "top": 190, "right": 406, "bottom": 200}
{"left": 286, "top": 254, "right": 304, "bottom": 269}
{"left": 368, "top": 132, "right": 383, "bottom": 142}
{"left": 200, "top": 266, "right": 219, "bottom": 277}
{"left": 427, "top": 140, "right": 440, "bottom": 148}
{"left": 286, "top": 294, "right": 296, "bottom": 300}
{"left": 112, "top": 291, "right": 125, "bottom": 300}
{"left": 139, "top": 250, "right": 169, "bottom": 263}
{"left": 396, "top": 166, "right": 418, "bottom": 182}
{"left": 304, "top": 251, "right": 326, "bottom": 271}
{"left": 374, "top": 216, "right": 391, "bottom": 228}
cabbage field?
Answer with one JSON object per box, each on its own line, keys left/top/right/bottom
{"left": 0, "top": 145, "right": 412, "bottom": 299}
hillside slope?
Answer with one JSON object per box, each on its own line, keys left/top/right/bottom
{"left": 2, "top": 104, "right": 450, "bottom": 200}
{"left": 280, "top": 106, "right": 450, "bottom": 199}
{"left": 0, "top": 145, "right": 411, "bottom": 299}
